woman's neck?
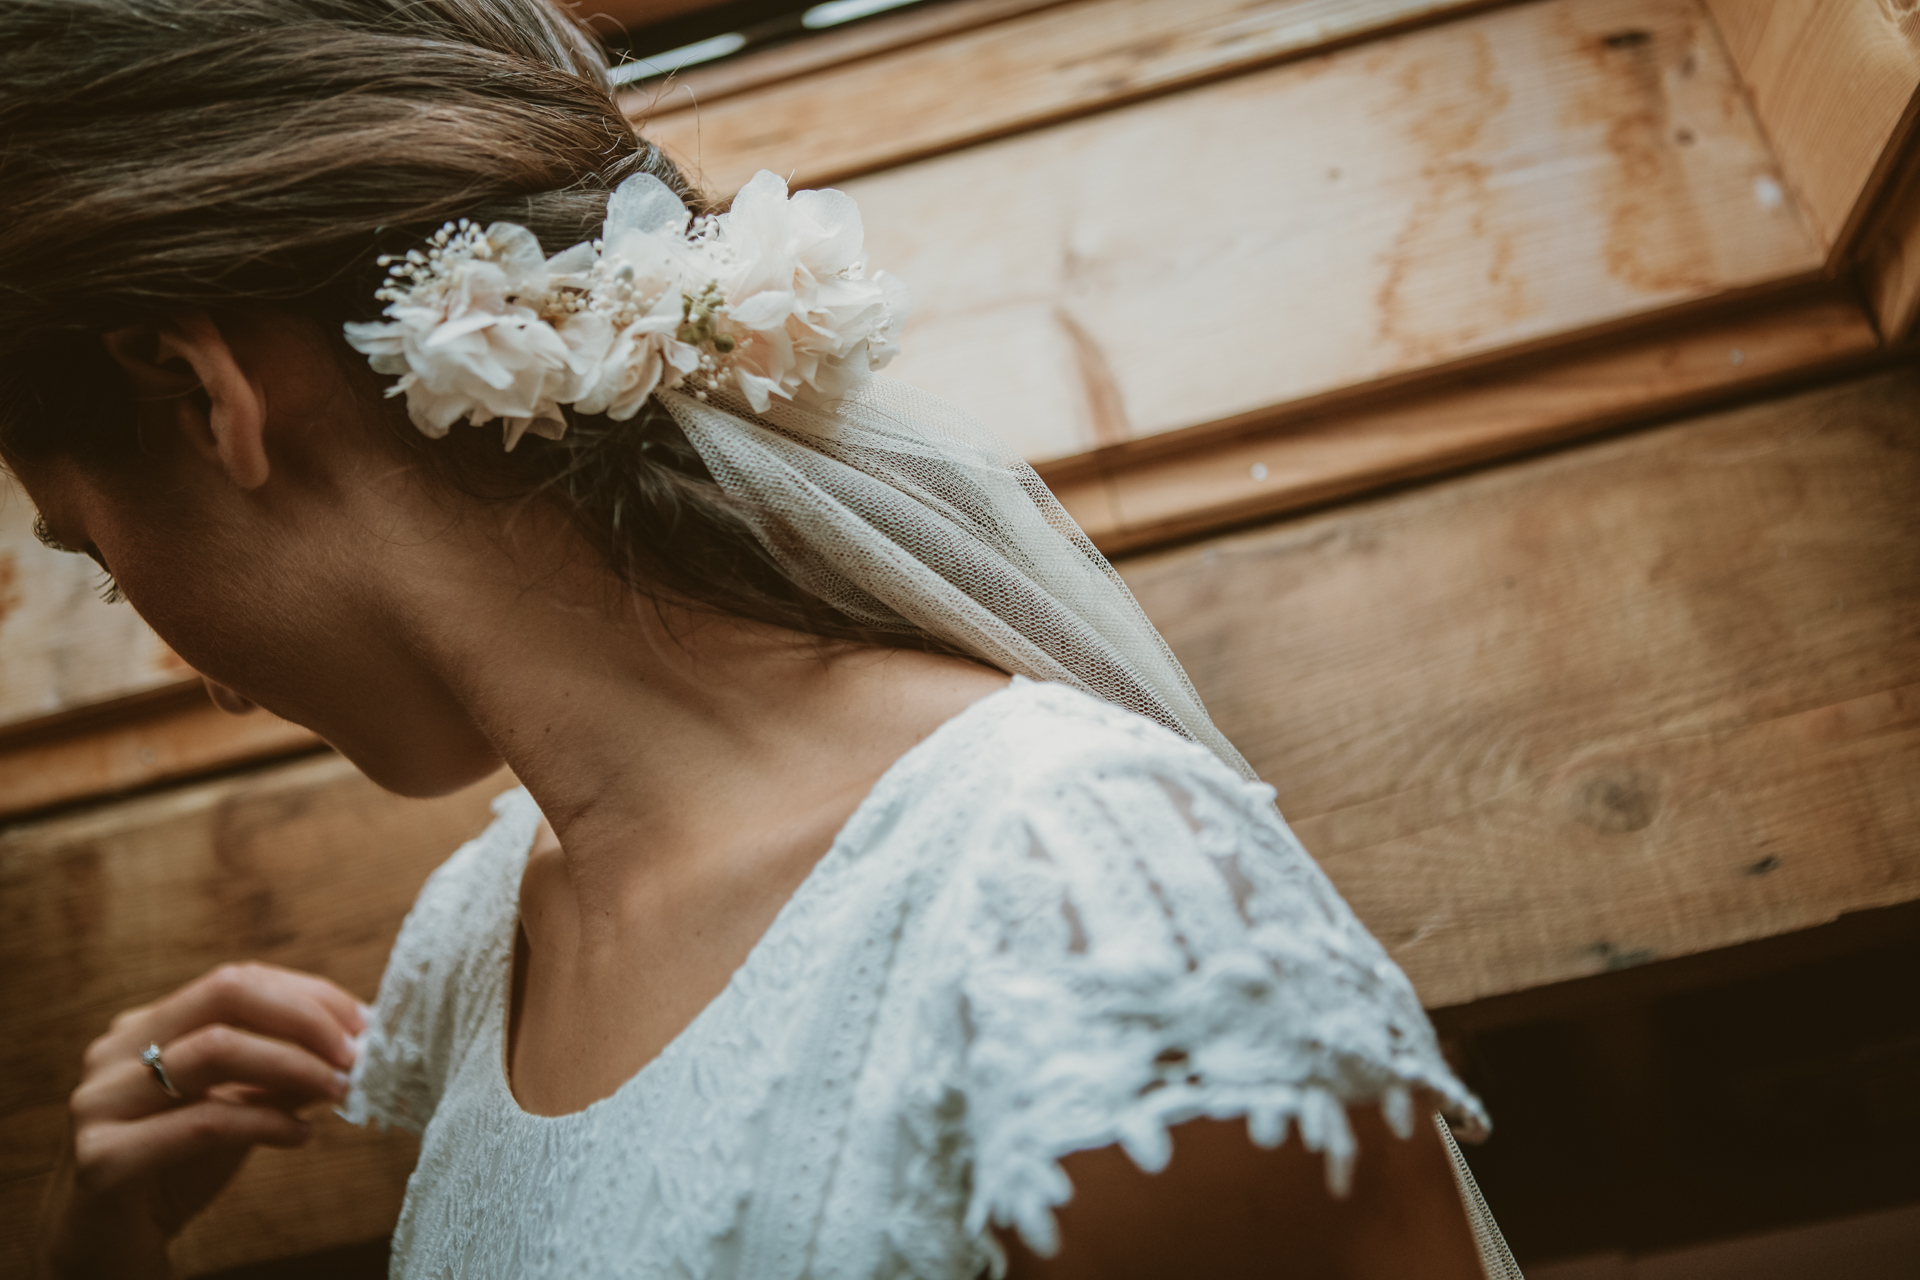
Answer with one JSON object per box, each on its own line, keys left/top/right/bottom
{"left": 373, "top": 495, "right": 1006, "bottom": 910}
{"left": 360, "top": 498, "right": 1008, "bottom": 1116}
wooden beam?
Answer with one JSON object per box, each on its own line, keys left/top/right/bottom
{"left": 1861, "top": 142, "right": 1920, "bottom": 345}
{"left": 0, "top": 755, "right": 508, "bottom": 1276}
{"left": 617, "top": 0, "right": 1074, "bottom": 108}
{"left": 635, "top": 0, "right": 1509, "bottom": 194}
{"left": 834, "top": 0, "right": 1822, "bottom": 461}
{"left": 1120, "top": 366, "right": 1920, "bottom": 1010}
{"left": 1703, "top": 0, "right": 1920, "bottom": 262}
{"left": 0, "top": 693, "right": 322, "bottom": 821}
{"left": 1042, "top": 287, "right": 1880, "bottom": 553}
{"left": 1431, "top": 898, "right": 1920, "bottom": 1035}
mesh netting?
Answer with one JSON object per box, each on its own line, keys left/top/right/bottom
{"left": 659, "top": 378, "right": 1257, "bottom": 781}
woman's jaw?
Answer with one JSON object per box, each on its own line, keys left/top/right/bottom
{"left": 11, "top": 309, "right": 518, "bottom": 798}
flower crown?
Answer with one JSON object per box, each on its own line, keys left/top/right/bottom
{"left": 344, "top": 169, "right": 909, "bottom": 449}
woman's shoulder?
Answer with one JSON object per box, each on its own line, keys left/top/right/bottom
{"left": 917, "top": 676, "right": 1270, "bottom": 818}
{"left": 907, "top": 684, "right": 1489, "bottom": 1261}
{"left": 888, "top": 678, "right": 1289, "bottom": 899}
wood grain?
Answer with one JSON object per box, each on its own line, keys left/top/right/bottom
{"left": 837, "top": 0, "right": 1820, "bottom": 462}
{"left": 0, "top": 754, "right": 507, "bottom": 1276}
{"left": 1703, "top": 0, "right": 1920, "bottom": 257}
{"left": 1043, "top": 288, "right": 1879, "bottom": 552}
{"left": 1120, "top": 366, "right": 1920, "bottom": 1010}
{"left": 0, "top": 694, "right": 321, "bottom": 821}
{"left": 635, "top": 0, "right": 1496, "bottom": 192}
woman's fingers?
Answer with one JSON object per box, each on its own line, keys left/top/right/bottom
{"left": 159, "top": 1023, "right": 349, "bottom": 1106}
{"left": 72, "top": 1099, "right": 311, "bottom": 1196}
{"left": 250, "top": 963, "right": 367, "bottom": 1037}
{"left": 139, "top": 963, "right": 361, "bottom": 1070}
{"left": 72, "top": 1020, "right": 349, "bottom": 1120}
{"left": 73, "top": 1024, "right": 346, "bottom": 1122}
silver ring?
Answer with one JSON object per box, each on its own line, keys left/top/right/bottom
{"left": 140, "top": 1042, "right": 182, "bottom": 1099}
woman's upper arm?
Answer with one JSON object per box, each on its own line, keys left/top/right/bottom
{"left": 997, "top": 1106, "right": 1485, "bottom": 1280}
{"left": 947, "top": 701, "right": 1493, "bottom": 1267}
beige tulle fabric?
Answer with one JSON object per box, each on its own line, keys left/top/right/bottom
{"left": 658, "top": 378, "right": 1257, "bottom": 782}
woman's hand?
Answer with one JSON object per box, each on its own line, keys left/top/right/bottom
{"left": 35, "top": 962, "right": 366, "bottom": 1279}
{"left": 998, "top": 1103, "right": 1487, "bottom": 1279}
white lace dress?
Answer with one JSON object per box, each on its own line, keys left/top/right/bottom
{"left": 343, "top": 677, "right": 1489, "bottom": 1279}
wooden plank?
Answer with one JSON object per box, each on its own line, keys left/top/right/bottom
{"left": 0, "top": 754, "right": 508, "bottom": 1276}
{"left": 1120, "top": 366, "right": 1920, "bottom": 1010}
{"left": 618, "top": 0, "right": 1074, "bottom": 109}
{"left": 0, "top": 695, "right": 322, "bottom": 821}
{"left": 0, "top": 476, "right": 193, "bottom": 733}
{"left": 834, "top": 0, "right": 1819, "bottom": 462}
{"left": 635, "top": 0, "right": 1496, "bottom": 192}
{"left": 1703, "top": 0, "right": 1920, "bottom": 258}
{"left": 1044, "top": 288, "right": 1879, "bottom": 552}
{"left": 1862, "top": 145, "right": 1920, "bottom": 344}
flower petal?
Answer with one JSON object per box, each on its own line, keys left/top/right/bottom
{"left": 729, "top": 290, "right": 795, "bottom": 329}
{"left": 606, "top": 172, "right": 692, "bottom": 239}
{"left": 789, "top": 187, "right": 863, "bottom": 276}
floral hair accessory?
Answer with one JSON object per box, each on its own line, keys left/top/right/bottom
{"left": 344, "top": 169, "right": 910, "bottom": 449}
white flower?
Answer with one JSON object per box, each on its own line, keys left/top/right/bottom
{"left": 565, "top": 179, "right": 705, "bottom": 420}
{"left": 705, "top": 171, "right": 910, "bottom": 412}
{"left": 345, "top": 221, "right": 577, "bottom": 448}
{"left": 346, "top": 169, "right": 909, "bottom": 441}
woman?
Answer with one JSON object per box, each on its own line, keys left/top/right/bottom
{"left": 9, "top": 1, "right": 1509, "bottom": 1276}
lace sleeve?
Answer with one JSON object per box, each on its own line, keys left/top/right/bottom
{"left": 339, "top": 787, "right": 539, "bottom": 1134}
{"left": 953, "top": 722, "right": 1489, "bottom": 1257}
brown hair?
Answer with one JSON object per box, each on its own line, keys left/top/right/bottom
{"left": 0, "top": 0, "right": 942, "bottom": 649}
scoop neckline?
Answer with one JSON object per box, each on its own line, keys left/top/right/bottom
{"left": 487, "top": 675, "right": 1030, "bottom": 1126}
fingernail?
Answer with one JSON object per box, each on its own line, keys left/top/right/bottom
{"left": 333, "top": 1070, "right": 352, "bottom": 1099}
{"left": 339, "top": 1034, "right": 359, "bottom": 1068}
{"left": 356, "top": 1002, "right": 373, "bottom": 1034}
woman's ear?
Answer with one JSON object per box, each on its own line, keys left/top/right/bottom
{"left": 101, "top": 310, "right": 271, "bottom": 490}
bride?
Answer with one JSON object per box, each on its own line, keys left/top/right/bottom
{"left": 10, "top": 0, "right": 1509, "bottom": 1275}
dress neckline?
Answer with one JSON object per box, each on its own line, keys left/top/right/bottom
{"left": 487, "top": 675, "right": 1028, "bottom": 1126}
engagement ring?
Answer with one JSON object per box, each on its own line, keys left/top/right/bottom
{"left": 140, "top": 1042, "right": 182, "bottom": 1099}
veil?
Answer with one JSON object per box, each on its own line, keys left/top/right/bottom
{"left": 341, "top": 168, "right": 1253, "bottom": 782}
{"left": 657, "top": 378, "right": 1258, "bottom": 782}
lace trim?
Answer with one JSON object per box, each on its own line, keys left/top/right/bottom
{"left": 965, "top": 946, "right": 1485, "bottom": 1259}
{"left": 956, "top": 690, "right": 1489, "bottom": 1260}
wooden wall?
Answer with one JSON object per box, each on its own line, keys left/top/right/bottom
{"left": 1, "top": 0, "right": 1914, "bottom": 1272}
{"left": 1127, "top": 368, "right": 1920, "bottom": 1010}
